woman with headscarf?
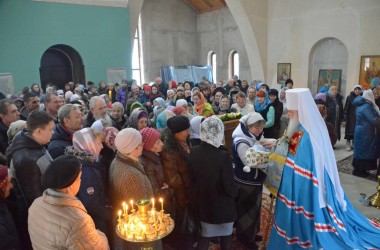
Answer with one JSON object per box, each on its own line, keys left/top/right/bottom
{"left": 189, "top": 116, "right": 204, "bottom": 146}
{"left": 193, "top": 92, "right": 214, "bottom": 117}
{"left": 161, "top": 116, "right": 193, "bottom": 249}
{"left": 232, "top": 112, "right": 275, "bottom": 249}
{"left": 325, "top": 85, "right": 344, "bottom": 141}
{"left": 189, "top": 116, "right": 237, "bottom": 250}
{"left": 109, "top": 128, "right": 161, "bottom": 250}
{"left": 255, "top": 90, "right": 275, "bottom": 138}
{"left": 140, "top": 128, "right": 175, "bottom": 215}
{"left": 149, "top": 84, "right": 164, "bottom": 103}
{"left": 125, "top": 108, "right": 149, "bottom": 130}
{"left": 64, "top": 128, "right": 111, "bottom": 236}
{"left": 344, "top": 85, "right": 362, "bottom": 151}
{"left": 166, "top": 89, "right": 176, "bottom": 106}
{"left": 28, "top": 155, "right": 109, "bottom": 249}
{"left": 352, "top": 90, "right": 380, "bottom": 177}
{"left": 217, "top": 95, "right": 231, "bottom": 115}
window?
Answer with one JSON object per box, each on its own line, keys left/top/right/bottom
{"left": 207, "top": 51, "right": 216, "bottom": 83}
{"left": 132, "top": 15, "right": 144, "bottom": 86}
{"left": 229, "top": 50, "right": 239, "bottom": 79}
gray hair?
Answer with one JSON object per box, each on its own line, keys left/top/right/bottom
{"left": 112, "top": 102, "right": 124, "bottom": 112}
{"left": 58, "top": 104, "right": 79, "bottom": 124}
{"left": 89, "top": 96, "right": 105, "bottom": 110}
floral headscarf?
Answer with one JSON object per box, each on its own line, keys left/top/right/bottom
{"left": 104, "top": 127, "right": 119, "bottom": 151}
{"left": 73, "top": 128, "right": 102, "bottom": 161}
{"left": 200, "top": 115, "right": 224, "bottom": 148}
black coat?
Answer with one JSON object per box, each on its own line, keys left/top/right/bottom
{"left": 0, "top": 203, "right": 20, "bottom": 250}
{"left": 344, "top": 91, "right": 360, "bottom": 140}
{"left": 47, "top": 124, "right": 73, "bottom": 159}
{"left": 326, "top": 93, "right": 344, "bottom": 140}
{"left": 188, "top": 142, "right": 237, "bottom": 224}
{"left": 0, "top": 122, "right": 8, "bottom": 155}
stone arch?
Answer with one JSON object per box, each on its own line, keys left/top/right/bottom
{"left": 308, "top": 37, "right": 348, "bottom": 97}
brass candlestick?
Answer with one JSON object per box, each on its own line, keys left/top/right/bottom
{"left": 369, "top": 176, "right": 380, "bottom": 209}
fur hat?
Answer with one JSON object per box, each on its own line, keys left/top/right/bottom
{"left": 167, "top": 115, "right": 190, "bottom": 134}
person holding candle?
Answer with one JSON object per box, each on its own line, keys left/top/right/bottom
{"left": 140, "top": 127, "right": 175, "bottom": 215}
{"left": 189, "top": 116, "right": 237, "bottom": 250}
{"left": 109, "top": 128, "right": 162, "bottom": 250}
{"left": 28, "top": 155, "right": 109, "bottom": 249}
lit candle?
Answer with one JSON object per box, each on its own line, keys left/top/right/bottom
{"left": 118, "top": 210, "right": 122, "bottom": 221}
{"left": 122, "top": 201, "right": 126, "bottom": 214}
{"left": 130, "top": 199, "right": 135, "bottom": 212}
{"left": 159, "top": 198, "right": 164, "bottom": 211}
{"left": 151, "top": 198, "right": 155, "bottom": 210}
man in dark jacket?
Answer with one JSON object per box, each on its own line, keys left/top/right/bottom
{"left": 19, "top": 93, "right": 40, "bottom": 120}
{"left": 83, "top": 96, "right": 111, "bottom": 128}
{"left": 48, "top": 104, "right": 84, "bottom": 159}
{"left": 0, "top": 99, "right": 20, "bottom": 154}
{"left": 8, "top": 110, "right": 54, "bottom": 250}
{"left": 155, "top": 77, "right": 168, "bottom": 99}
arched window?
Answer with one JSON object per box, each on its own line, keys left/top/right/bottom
{"left": 132, "top": 14, "right": 144, "bottom": 85}
{"left": 207, "top": 51, "right": 217, "bottom": 83}
{"left": 229, "top": 50, "right": 239, "bottom": 79}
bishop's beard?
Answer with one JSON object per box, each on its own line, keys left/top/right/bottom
{"left": 286, "top": 117, "right": 300, "bottom": 138}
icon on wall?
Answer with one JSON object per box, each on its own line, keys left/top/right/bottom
{"left": 359, "top": 55, "right": 380, "bottom": 90}
{"left": 318, "top": 69, "right": 342, "bottom": 93}
{"left": 277, "top": 63, "right": 291, "bottom": 85}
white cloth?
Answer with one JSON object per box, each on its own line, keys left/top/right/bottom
{"left": 286, "top": 88, "right": 346, "bottom": 210}
{"left": 363, "top": 89, "right": 380, "bottom": 115}
{"left": 190, "top": 115, "right": 203, "bottom": 139}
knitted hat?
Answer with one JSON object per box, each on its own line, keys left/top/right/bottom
{"left": 143, "top": 85, "right": 151, "bottom": 91}
{"left": 42, "top": 155, "right": 82, "bottom": 189}
{"left": 256, "top": 90, "right": 266, "bottom": 97}
{"left": 0, "top": 165, "right": 8, "bottom": 189}
{"left": 140, "top": 128, "right": 160, "bottom": 151}
{"left": 115, "top": 128, "right": 142, "bottom": 154}
{"left": 314, "top": 93, "right": 327, "bottom": 103}
{"left": 167, "top": 115, "right": 190, "bottom": 134}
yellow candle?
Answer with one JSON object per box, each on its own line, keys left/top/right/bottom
{"left": 130, "top": 199, "right": 134, "bottom": 212}
{"left": 151, "top": 198, "right": 155, "bottom": 210}
{"left": 122, "top": 201, "right": 126, "bottom": 213}
{"left": 118, "top": 210, "right": 122, "bottom": 221}
{"left": 159, "top": 198, "right": 164, "bottom": 211}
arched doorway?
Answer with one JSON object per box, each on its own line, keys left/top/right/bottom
{"left": 39, "top": 44, "right": 85, "bottom": 90}
{"left": 308, "top": 38, "right": 348, "bottom": 97}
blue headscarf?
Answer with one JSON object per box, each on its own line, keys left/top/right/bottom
{"left": 254, "top": 91, "right": 271, "bottom": 112}
{"left": 154, "top": 97, "right": 166, "bottom": 109}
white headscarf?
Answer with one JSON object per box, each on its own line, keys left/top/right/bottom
{"left": 363, "top": 89, "right": 380, "bottom": 115}
{"left": 286, "top": 88, "right": 346, "bottom": 211}
{"left": 200, "top": 116, "right": 224, "bottom": 148}
{"left": 190, "top": 116, "right": 204, "bottom": 139}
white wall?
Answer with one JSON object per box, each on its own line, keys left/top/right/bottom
{"left": 197, "top": 7, "right": 250, "bottom": 83}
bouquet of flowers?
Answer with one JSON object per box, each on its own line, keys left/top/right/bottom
{"left": 217, "top": 112, "right": 242, "bottom": 122}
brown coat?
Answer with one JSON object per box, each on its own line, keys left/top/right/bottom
{"left": 160, "top": 129, "right": 190, "bottom": 211}
{"left": 109, "top": 152, "right": 161, "bottom": 250}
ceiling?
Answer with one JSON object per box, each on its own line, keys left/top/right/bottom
{"left": 184, "top": 0, "right": 227, "bottom": 13}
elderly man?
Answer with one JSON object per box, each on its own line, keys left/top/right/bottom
{"left": 224, "top": 79, "right": 236, "bottom": 95}
{"left": 231, "top": 92, "right": 254, "bottom": 115}
{"left": 9, "top": 110, "right": 55, "bottom": 249}
{"left": 268, "top": 88, "right": 380, "bottom": 249}
{"left": 155, "top": 77, "right": 168, "bottom": 99}
{"left": 110, "top": 102, "right": 126, "bottom": 130}
{"left": 0, "top": 99, "right": 20, "bottom": 154}
{"left": 247, "top": 86, "right": 256, "bottom": 105}
{"left": 83, "top": 96, "right": 112, "bottom": 127}
{"left": 48, "top": 104, "right": 84, "bottom": 159}
{"left": 44, "top": 93, "right": 61, "bottom": 123}
{"left": 20, "top": 93, "right": 40, "bottom": 120}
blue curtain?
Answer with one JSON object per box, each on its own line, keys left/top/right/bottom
{"left": 160, "top": 65, "right": 212, "bottom": 85}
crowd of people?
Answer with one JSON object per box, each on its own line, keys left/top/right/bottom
{"left": 0, "top": 75, "right": 379, "bottom": 250}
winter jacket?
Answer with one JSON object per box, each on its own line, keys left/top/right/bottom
{"left": 0, "top": 121, "right": 8, "bottom": 155}
{"left": 259, "top": 104, "right": 275, "bottom": 139}
{"left": 108, "top": 152, "right": 160, "bottom": 250}
{"left": 344, "top": 91, "right": 360, "bottom": 140}
{"left": 189, "top": 142, "right": 237, "bottom": 224}
{"left": 161, "top": 129, "right": 190, "bottom": 211}
{"left": 326, "top": 93, "right": 344, "bottom": 140}
{"left": 140, "top": 150, "right": 175, "bottom": 213}
{"left": 19, "top": 107, "right": 29, "bottom": 121}
{"left": 48, "top": 124, "right": 73, "bottom": 159}
{"left": 65, "top": 146, "right": 110, "bottom": 235}
{"left": 28, "top": 189, "right": 109, "bottom": 250}
{"left": 0, "top": 203, "right": 20, "bottom": 250}
{"left": 353, "top": 96, "right": 380, "bottom": 160}
{"left": 116, "top": 88, "right": 128, "bottom": 107}
{"left": 232, "top": 122, "right": 266, "bottom": 185}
